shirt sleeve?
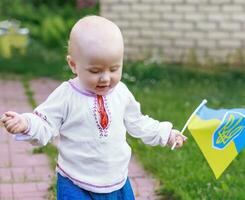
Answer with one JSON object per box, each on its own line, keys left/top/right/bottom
{"left": 19, "top": 83, "right": 68, "bottom": 146}
{"left": 123, "top": 86, "right": 172, "bottom": 146}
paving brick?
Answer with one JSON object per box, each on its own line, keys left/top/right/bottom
{"left": 12, "top": 167, "right": 34, "bottom": 182}
{"left": 0, "top": 152, "right": 11, "bottom": 168}
{"left": 0, "top": 183, "right": 13, "bottom": 199}
{"left": 30, "top": 78, "right": 60, "bottom": 105}
{"left": 0, "top": 168, "right": 12, "bottom": 183}
{"left": 129, "top": 157, "right": 147, "bottom": 178}
{"left": 36, "top": 182, "right": 50, "bottom": 191}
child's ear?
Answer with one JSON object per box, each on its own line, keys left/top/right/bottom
{"left": 67, "top": 55, "right": 77, "bottom": 74}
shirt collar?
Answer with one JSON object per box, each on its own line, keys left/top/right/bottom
{"left": 68, "top": 78, "right": 114, "bottom": 97}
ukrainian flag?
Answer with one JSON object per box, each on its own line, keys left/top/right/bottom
{"left": 188, "top": 104, "right": 245, "bottom": 179}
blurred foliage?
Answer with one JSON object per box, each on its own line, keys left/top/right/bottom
{"left": 0, "top": 0, "right": 99, "bottom": 48}
{"left": 0, "top": 40, "right": 70, "bottom": 79}
{"left": 24, "top": 0, "right": 76, "bottom": 7}
{"left": 40, "top": 16, "right": 67, "bottom": 47}
{"left": 0, "top": 0, "right": 100, "bottom": 78}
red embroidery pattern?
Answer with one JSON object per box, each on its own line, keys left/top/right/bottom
{"left": 97, "top": 95, "right": 108, "bottom": 129}
{"left": 33, "top": 111, "right": 47, "bottom": 121}
{"left": 93, "top": 95, "right": 111, "bottom": 137}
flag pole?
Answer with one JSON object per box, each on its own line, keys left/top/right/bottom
{"left": 171, "top": 99, "right": 208, "bottom": 150}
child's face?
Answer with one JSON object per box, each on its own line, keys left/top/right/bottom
{"left": 75, "top": 48, "right": 123, "bottom": 96}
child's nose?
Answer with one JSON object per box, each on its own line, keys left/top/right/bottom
{"left": 99, "top": 72, "right": 110, "bottom": 82}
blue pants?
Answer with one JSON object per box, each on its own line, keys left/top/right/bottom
{"left": 57, "top": 173, "right": 135, "bottom": 200}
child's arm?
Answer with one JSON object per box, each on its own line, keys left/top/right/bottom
{"left": 123, "top": 87, "right": 186, "bottom": 148}
{"left": 1, "top": 108, "right": 62, "bottom": 146}
{"left": 1, "top": 83, "right": 67, "bottom": 146}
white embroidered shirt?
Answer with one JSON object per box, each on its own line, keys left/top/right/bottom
{"left": 20, "top": 80, "right": 172, "bottom": 193}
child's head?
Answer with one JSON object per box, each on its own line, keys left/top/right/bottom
{"left": 67, "top": 15, "right": 124, "bottom": 95}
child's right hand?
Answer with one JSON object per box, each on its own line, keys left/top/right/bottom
{"left": 0, "top": 111, "right": 28, "bottom": 134}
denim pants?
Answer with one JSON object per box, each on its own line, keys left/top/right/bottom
{"left": 57, "top": 173, "right": 135, "bottom": 200}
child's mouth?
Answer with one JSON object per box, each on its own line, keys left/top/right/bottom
{"left": 96, "top": 85, "right": 110, "bottom": 90}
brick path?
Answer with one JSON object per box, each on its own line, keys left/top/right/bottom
{"left": 0, "top": 79, "right": 52, "bottom": 200}
{"left": 0, "top": 78, "right": 159, "bottom": 200}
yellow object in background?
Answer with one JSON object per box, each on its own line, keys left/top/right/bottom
{"left": 0, "top": 20, "right": 29, "bottom": 58}
{"left": 0, "top": 35, "right": 11, "bottom": 58}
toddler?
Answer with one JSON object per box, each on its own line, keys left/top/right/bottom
{"left": 0, "top": 15, "right": 187, "bottom": 200}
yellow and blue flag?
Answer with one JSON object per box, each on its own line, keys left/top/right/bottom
{"left": 188, "top": 104, "right": 245, "bottom": 179}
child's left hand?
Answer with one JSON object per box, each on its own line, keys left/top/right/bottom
{"left": 167, "top": 129, "right": 187, "bottom": 149}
